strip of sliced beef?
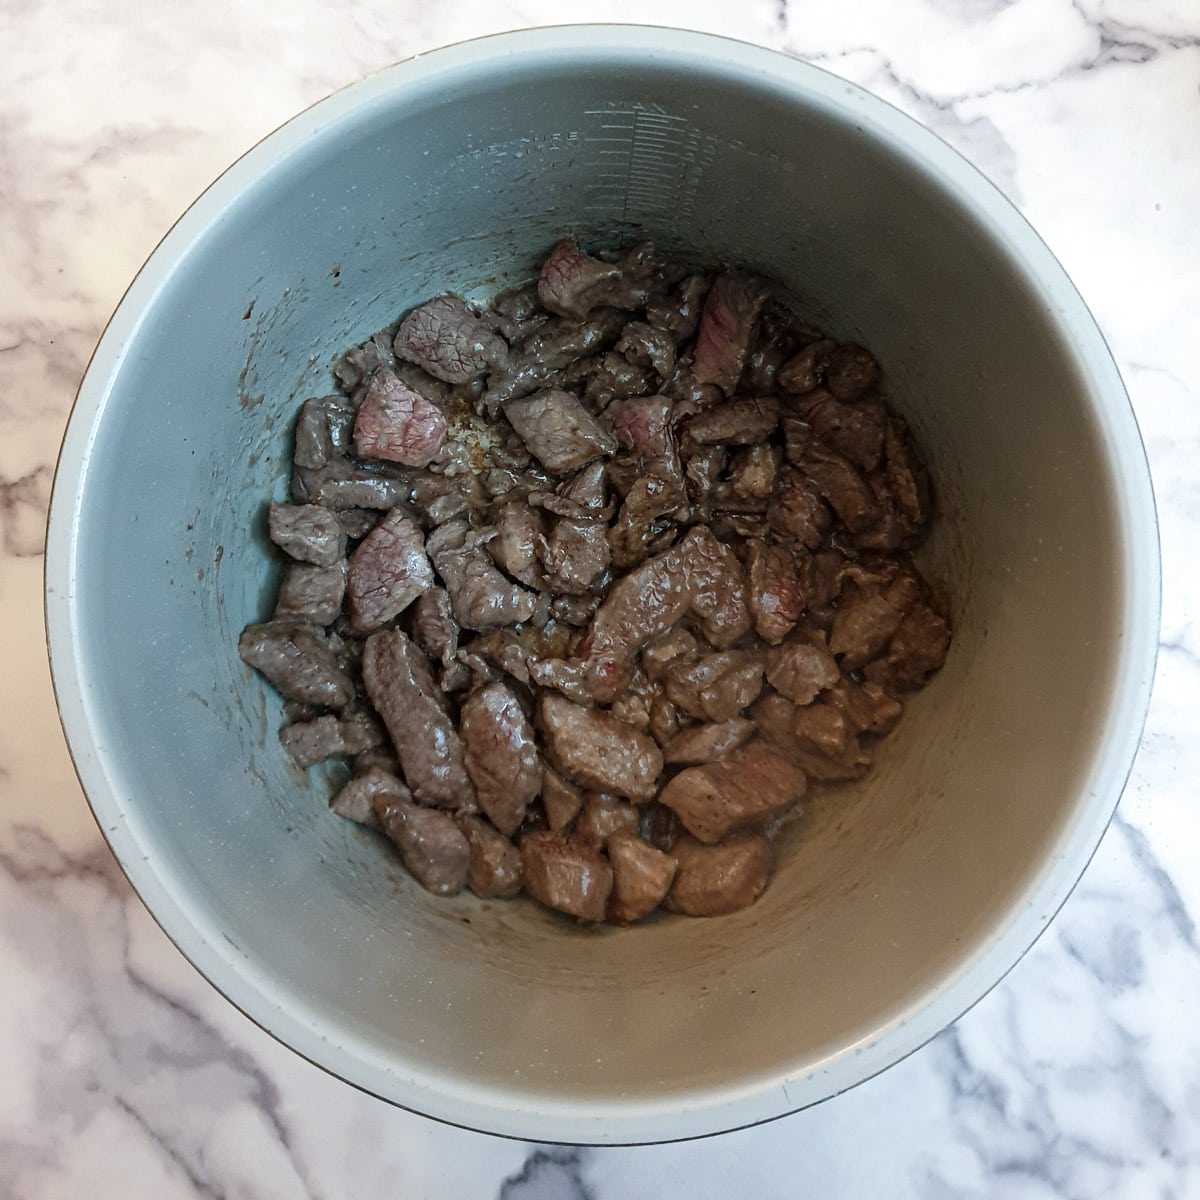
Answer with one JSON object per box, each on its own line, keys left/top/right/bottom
{"left": 658, "top": 739, "right": 805, "bottom": 844}
{"left": 455, "top": 813, "right": 523, "bottom": 899}
{"left": 580, "top": 525, "right": 750, "bottom": 703}
{"left": 293, "top": 394, "right": 355, "bottom": 470}
{"left": 689, "top": 271, "right": 770, "bottom": 398}
{"left": 520, "top": 830, "right": 613, "bottom": 921}
{"left": 863, "top": 602, "right": 951, "bottom": 692}
{"left": 268, "top": 503, "right": 346, "bottom": 566}
{"left": 682, "top": 397, "right": 780, "bottom": 447}
{"left": 361, "top": 629, "right": 475, "bottom": 808}
{"left": 411, "top": 587, "right": 458, "bottom": 667}
{"left": 503, "top": 389, "right": 618, "bottom": 474}
{"left": 764, "top": 634, "right": 840, "bottom": 706}
{"left": 292, "top": 457, "right": 412, "bottom": 512}
{"left": 274, "top": 561, "right": 346, "bottom": 625}
{"left": 607, "top": 834, "right": 677, "bottom": 923}
{"left": 393, "top": 294, "right": 508, "bottom": 383}
{"left": 426, "top": 520, "right": 537, "bottom": 630}
{"left": 459, "top": 682, "right": 542, "bottom": 836}
{"left": 745, "top": 538, "right": 805, "bottom": 644}
{"left": 663, "top": 718, "right": 755, "bottom": 765}
{"left": 239, "top": 622, "right": 355, "bottom": 709}
{"left": 574, "top": 793, "right": 641, "bottom": 850}
{"left": 330, "top": 766, "right": 408, "bottom": 826}
{"left": 666, "top": 833, "right": 773, "bottom": 917}
{"left": 352, "top": 368, "right": 447, "bottom": 469}
{"left": 538, "top": 693, "right": 663, "bottom": 802}
{"left": 346, "top": 509, "right": 433, "bottom": 632}
{"left": 664, "top": 650, "right": 765, "bottom": 723}
{"left": 374, "top": 793, "right": 471, "bottom": 896}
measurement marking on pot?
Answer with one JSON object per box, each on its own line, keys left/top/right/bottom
{"left": 581, "top": 106, "right": 714, "bottom": 221}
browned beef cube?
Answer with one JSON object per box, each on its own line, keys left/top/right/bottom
{"left": 330, "top": 766, "right": 409, "bottom": 826}
{"left": 520, "top": 830, "right": 613, "bottom": 921}
{"left": 274, "top": 561, "right": 346, "bottom": 625}
{"left": 504, "top": 389, "right": 618, "bottom": 474}
{"left": 764, "top": 636, "right": 840, "bottom": 706}
{"left": 662, "top": 718, "right": 755, "bottom": 765}
{"left": 607, "top": 834, "right": 677, "bottom": 923}
{"left": 346, "top": 509, "right": 433, "bottom": 632}
{"left": 666, "top": 834, "right": 773, "bottom": 917}
{"left": 374, "top": 794, "right": 471, "bottom": 896}
{"left": 238, "top": 621, "right": 354, "bottom": 709}
{"left": 658, "top": 739, "right": 806, "bottom": 844}
{"left": 460, "top": 682, "right": 542, "bottom": 836}
{"left": 268, "top": 503, "right": 346, "bottom": 566}
{"left": 864, "top": 602, "right": 951, "bottom": 692}
{"left": 540, "top": 766, "right": 584, "bottom": 832}
{"left": 745, "top": 538, "right": 805, "bottom": 644}
{"left": 574, "top": 794, "right": 641, "bottom": 850}
{"left": 664, "top": 651, "right": 765, "bottom": 723}
{"left": 352, "top": 368, "right": 448, "bottom": 468}
{"left": 393, "top": 294, "right": 508, "bottom": 384}
{"left": 455, "top": 813, "right": 522, "bottom": 899}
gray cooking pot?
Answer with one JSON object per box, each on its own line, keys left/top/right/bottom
{"left": 45, "top": 26, "right": 1159, "bottom": 1143}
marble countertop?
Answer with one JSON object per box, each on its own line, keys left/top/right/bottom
{"left": 3, "top": 0, "right": 1197, "bottom": 1195}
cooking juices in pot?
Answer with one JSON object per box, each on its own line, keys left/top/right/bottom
{"left": 238, "top": 237, "right": 951, "bottom": 924}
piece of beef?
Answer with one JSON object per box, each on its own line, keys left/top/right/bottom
{"left": 617, "top": 320, "right": 676, "bottom": 380}
{"left": 352, "top": 369, "right": 448, "bottom": 469}
{"left": 689, "top": 271, "right": 770, "bottom": 398}
{"left": 411, "top": 587, "right": 458, "bottom": 667}
{"left": 239, "top": 621, "right": 355, "bottom": 709}
{"left": 859, "top": 416, "right": 931, "bottom": 551}
{"left": 374, "top": 794, "right": 471, "bottom": 896}
{"left": 666, "top": 833, "right": 773, "bottom": 917}
{"left": 764, "top": 635, "right": 840, "bottom": 706}
{"left": 274, "top": 561, "right": 347, "bottom": 625}
{"left": 658, "top": 738, "right": 805, "bottom": 844}
{"left": 503, "top": 389, "right": 618, "bottom": 474}
{"left": 485, "top": 501, "right": 544, "bottom": 588}
{"left": 664, "top": 650, "right": 765, "bottom": 723}
{"left": 765, "top": 465, "right": 832, "bottom": 549}
{"left": 346, "top": 509, "right": 433, "bottom": 632}
{"left": 336, "top": 508, "right": 378, "bottom": 540}
{"left": 683, "top": 445, "right": 726, "bottom": 517}
{"left": 279, "top": 708, "right": 385, "bottom": 768}
{"left": 648, "top": 695, "right": 686, "bottom": 747}
{"left": 798, "top": 445, "right": 879, "bottom": 534}
{"left": 540, "top": 766, "right": 584, "bottom": 831}
{"left": 361, "top": 629, "right": 475, "bottom": 808}
{"left": 608, "top": 474, "right": 686, "bottom": 571}
{"left": 646, "top": 273, "right": 710, "bottom": 342}
{"left": 268, "top": 503, "right": 347, "bottom": 566}
{"left": 527, "top": 657, "right": 593, "bottom": 704}
{"left": 607, "top": 834, "right": 677, "bottom": 923}
{"left": 538, "top": 238, "right": 679, "bottom": 320}
{"left": 538, "top": 693, "right": 663, "bottom": 802}
{"left": 330, "top": 766, "right": 409, "bottom": 826}
{"left": 721, "top": 444, "right": 781, "bottom": 505}
{"left": 682, "top": 397, "right": 780, "bottom": 447}
{"left": 455, "top": 813, "right": 523, "bottom": 899}
{"left": 410, "top": 468, "right": 487, "bottom": 527}
{"left": 829, "top": 569, "right": 920, "bottom": 669}
{"left": 459, "top": 682, "right": 542, "bottom": 836}
{"left": 292, "top": 457, "right": 413, "bottom": 512}
{"left": 579, "top": 351, "right": 656, "bottom": 407}
{"left": 743, "top": 303, "right": 811, "bottom": 393}
{"left": 489, "top": 283, "right": 550, "bottom": 343}
{"left": 333, "top": 330, "right": 399, "bottom": 394}
{"left": 791, "top": 701, "right": 869, "bottom": 775}
{"left": 541, "top": 517, "right": 610, "bottom": 593}
{"left": 580, "top": 526, "right": 751, "bottom": 703}
{"left": 807, "top": 549, "right": 848, "bottom": 626}
{"left": 863, "top": 602, "right": 951, "bottom": 692}
{"left": 778, "top": 338, "right": 836, "bottom": 394}
{"left": 530, "top": 460, "right": 613, "bottom": 522}
{"left": 484, "top": 309, "right": 626, "bottom": 408}
{"left": 663, "top": 718, "right": 755, "bottom": 765}
{"left": 548, "top": 594, "right": 604, "bottom": 627}
{"left": 293, "top": 394, "right": 355, "bottom": 470}
{"left": 574, "top": 793, "right": 641, "bottom": 850}
{"left": 520, "top": 830, "right": 613, "bottom": 921}
{"left": 426, "top": 520, "right": 537, "bottom": 630}
{"left": 465, "top": 629, "right": 530, "bottom": 686}
{"left": 641, "top": 626, "right": 701, "bottom": 683}
{"left": 827, "top": 679, "right": 904, "bottom": 736}
{"left": 745, "top": 538, "right": 804, "bottom": 644}
{"left": 393, "top": 294, "right": 509, "bottom": 384}
{"left": 787, "top": 388, "right": 886, "bottom": 472}
{"left": 825, "top": 342, "right": 880, "bottom": 401}
{"left": 640, "top": 802, "right": 682, "bottom": 853}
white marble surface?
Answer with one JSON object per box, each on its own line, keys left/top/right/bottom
{"left": 2, "top": 0, "right": 1198, "bottom": 1194}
